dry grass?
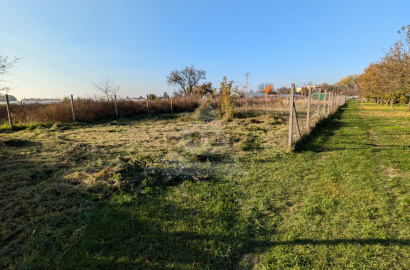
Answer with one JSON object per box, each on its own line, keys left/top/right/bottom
{"left": 1, "top": 96, "right": 298, "bottom": 124}
{"left": 1, "top": 105, "right": 294, "bottom": 268}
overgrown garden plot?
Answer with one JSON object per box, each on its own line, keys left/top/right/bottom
{"left": 1, "top": 101, "right": 409, "bottom": 269}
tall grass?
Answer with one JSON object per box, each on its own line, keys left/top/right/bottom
{"left": 1, "top": 96, "right": 293, "bottom": 123}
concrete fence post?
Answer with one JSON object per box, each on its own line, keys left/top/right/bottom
{"left": 114, "top": 94, "right": 118, "bottom": 117}
{"left": 306, "top": 87, "right": 312, "bottom": 133}
{"left": 317, "top": 88, "right": 322, "bottom": 115}
{"left": 70, "top": 94, "right": 76, "bottom": 121}
{"left": 288, "top": 83, "right": 295, "bottom": 152}
{"left": 5, "top": 94, "right": 13, "bottom": 129}
{"left": 147, "top": 95, "right": 149, "bottom": 114}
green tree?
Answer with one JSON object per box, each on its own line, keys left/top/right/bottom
{"left": 147, "top": 94, "right": 158, "bottom": 100}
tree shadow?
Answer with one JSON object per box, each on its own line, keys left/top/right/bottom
{"left": 295, "top": 106, "right": 347, "bottom": 153}
{"left": 0, "top": 143, "right": 93, "bottom": 269}
{"left": 57, "top": 199, "right": 410, "bottom": 269}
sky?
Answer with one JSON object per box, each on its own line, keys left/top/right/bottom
{"left": 0, "top": 0, "right": 409, "bottom": 100}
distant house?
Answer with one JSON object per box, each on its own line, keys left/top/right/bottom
{"left": 21, "top": 98, "right": 61, "bottom": 104}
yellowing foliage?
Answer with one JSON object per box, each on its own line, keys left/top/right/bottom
{"left": 264, "top": 85, "right": 273, "bottom": 97}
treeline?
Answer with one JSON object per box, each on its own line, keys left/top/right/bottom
{"left": 357, "top": 25, "right": 410, "bottom": 109}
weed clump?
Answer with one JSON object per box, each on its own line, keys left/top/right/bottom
{"left": 190, "top": 101, "right": 216, "bottom": 122}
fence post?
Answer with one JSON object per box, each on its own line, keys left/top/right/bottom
{"left": 323, "top": 90, "right": 327, "bottom": 115}
{"left": 306, "top": 87, "right": 312, "bottom": 133}
{"left": 330, "top": 93, "right": 332, "bottom": 112}
{"left": 288, "top": 83, "right": 295, "bottom": 152}
{"left": 5, "top": 94, "right": 13, "bottom": 130}
{"left": 70, "top": 94, "right": 76, "bottom": 121}
{"left": 317, "top": 88, "right": 322, "bottom": 115}
{"left": 147, "top": 95, "right": 149, "bottom": 114}
{"left": 190, "top": 94, "right": 192, "bottom": 111}
{"left": 245, "top": 96, "right": 248, "bottom": 112}
{"left": 114, "top": 94, "right": 118, "bottom": 117}
{"left": 171, "top": 96, "right": 173, "bottom": 113}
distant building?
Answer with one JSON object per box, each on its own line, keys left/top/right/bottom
{"left": 21, "top": 98, "right": 61, "bottom": 104}
{"left": 312, "top": 93, "right": 330, "bottom": 100}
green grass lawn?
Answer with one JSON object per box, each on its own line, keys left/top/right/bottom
{"left": 1, "top": 101, "right": 409, "bottom": 269}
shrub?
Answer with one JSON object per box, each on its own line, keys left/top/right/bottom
{"left": 217, "top": 77, "right": 238, "bottom": 120}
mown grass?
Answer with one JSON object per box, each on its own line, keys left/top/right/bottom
{"left": 1, "top": 101, "right": 409, "bottom": 269}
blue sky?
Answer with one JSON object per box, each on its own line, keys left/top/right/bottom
{"left": 1, "top": 0, "right": 409, "bottom": 100}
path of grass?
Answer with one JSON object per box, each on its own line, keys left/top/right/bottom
{"left": 1, "top": 101, "right": 409, "bottom": 269}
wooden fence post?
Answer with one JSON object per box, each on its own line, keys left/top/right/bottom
{"left": 288, "top": 83, "right": 295, "bottom": 152}
{"left": 323, "top": 90, "right": 327, "bottom": 116}
{"left": 147, "top": 95, "right": 149, "bottom": 114}
{"left": 190, "top": 94, "right": 192, "bottom": 111}
{"left": 5, "top": 94, "right": 13, "bottom": 130}
{"left": 114, "top": 94, "right": 118, "bottom": 117}
{"left": 70, "top": 94, "right": 76, "bottom": 121}
{"left": 245, "top": 96, "right": 248, "bottom": 112}
{"left": 171, "top": 96, "right": 173, "bottom": 113}
{"left": 306, "top": 87, "right": 312, "bottom": 133}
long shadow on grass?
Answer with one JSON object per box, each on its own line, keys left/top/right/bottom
{"left": 60, "top": 198, "right": 257, "bottom": 269}
{"left": 62, "top": 200, "right": 410, "bottom": 269}
{"left": 295, "top": 105, "right": 347, "bottom": 153}
{"left": 0, "top": 143, "right": 93, "bottom": 269}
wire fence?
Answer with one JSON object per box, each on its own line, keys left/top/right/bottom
{"left": 1, "top": 88, "right": 346, "bottom": 149}
{"left": 287, "top": 83, "right": 347, "bottom": 151}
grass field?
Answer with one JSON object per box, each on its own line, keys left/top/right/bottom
{"left": 1, "top": 101, "right": 409, "bottom": 269}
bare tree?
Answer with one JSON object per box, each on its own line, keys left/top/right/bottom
{"left": 162, "top": 92, "right": 170, "bottom": 99}
{"left": 0, "top": 53, "right": 20, "bottom": 93}
{"left": 167, "top": 65, "right": 206, "bottom": 96}
{"left": 257, "top": 82, "right": 274, "bottom": 93}
{"left": 277, "top": 86, "right": 290, "bottom": 95}
{"left": 92, "top": 75, "right": 121, "bottom": 100}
